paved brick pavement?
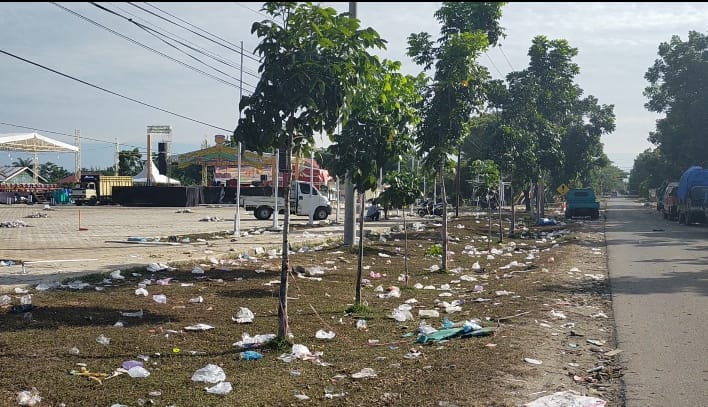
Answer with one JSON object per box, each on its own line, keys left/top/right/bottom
{"left": 0, "top": 204, "right": 397, "bottom": 292}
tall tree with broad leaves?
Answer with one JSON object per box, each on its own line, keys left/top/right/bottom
{"left": 499, "top": 36, "right": 615, "bottom": 214}
{"left": 233, "top": 2, "right": 386, "bottom": 340}
{"left": 326, "top": 59, "right": 422, "bottom": 306}
{"left": 644, "top": 30, "right": 708, "bottom": 172}
{"left": 407, "top": 2, "right": 505, "bottom": 271}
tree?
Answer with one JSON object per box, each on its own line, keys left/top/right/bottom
{"left": 12, "top": 157, "right": 33, "bottom": 168}
{"left": 233, "top": 2, "right": 386, "bottom": 340}
{"left": 118, "top": 148, "right": 142, "bottom": 176}
{"left": 629, "top": 148, "right": 674, "bottom": 197}
{"left": 378, "top": 171, "right": 422, "bottom": 286}
{"left": 407, "top": 2, "right": 505, "bottom": 271}
{"left": 493, "top": 36, "right": 614, "bottom": 215}
{"left": 469, "top": 159, "right": 500, "bottom": 247}
{"left": 39, "top": 162, "right": 70, "bottom": 183}
{"left": 644, "top": 30, "right": 708, "bottom": 172}
{"left": 327, "top": 60, "right": 421, "bottom": 306}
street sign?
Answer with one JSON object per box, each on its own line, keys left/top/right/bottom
{"left": 557, "top": 183, "right": 570, "bottom": 195}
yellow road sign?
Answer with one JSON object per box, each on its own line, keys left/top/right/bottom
{"left": 557, "top": 184, "right": 570, "bottom": 195}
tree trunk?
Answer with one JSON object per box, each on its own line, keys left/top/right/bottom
{"left": 455, "top": 150, "right": 461, "bottom": 218}
{"left": 403, "top": 210, "right": 409, "bottom": 286}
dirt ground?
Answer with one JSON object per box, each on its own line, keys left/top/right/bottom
{"left": 0, "top": 207, "right": 622, "bottom": 406}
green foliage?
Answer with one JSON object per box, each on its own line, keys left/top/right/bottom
{"left": 261, "top": 336, "right": 291, "bottom": 353}
{"left": 11, "top": 157, "right": 33, "bottom": 167}
{"left": 326, "top": 60, "right": 422, "bottom": 194}
{"left": 346, "top": 304, "right": 371, "bottom": 315}
{"left": 38, "top": 162, "right": 70, "bottom": 183}
{"left": 233, "top": 2, "right": 386, "bottom": 155}
{"left": 469, "top": 159, "right": 499, "bottom": 189}
{"left": 408, "top": 2, "right": 504, "bottom": 173}
{"left": 643, "top": 30, "right": 708, "bottom": 171}
{"left": 118, "top": 148, "right": 142, "bottom": 176}
{"left": 425, "top": 244, "right": 443, "bottom": 257}
{"left": 378, "top": 171, "right": 422, "bottom": 210}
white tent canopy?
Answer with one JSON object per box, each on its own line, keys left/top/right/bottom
{"left": 133, "top": 161, "right": 180, "bottom": 185}
{"left": 0, "top": 132, "right": 79, "bottom": 183}
{"left": 0, "top": 132, "right": 79, "bottom": 153}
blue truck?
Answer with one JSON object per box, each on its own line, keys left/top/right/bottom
{"left": 676, "top": 166, "right": 708, "bottom": 225}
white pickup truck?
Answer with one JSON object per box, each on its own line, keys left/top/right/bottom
{"left": 239, "top": 180, "right": 332, "bottom": 220}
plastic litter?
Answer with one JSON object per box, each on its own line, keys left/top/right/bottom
{"left": 0, "top": 294, "right": 11, "bottom": 306}
{"left": 351, "top": 367, "right": 377, "bottom": 379}
{"left": 152, "top": 294, "right": 167, "bottom": 304}
{"left": 523, "top": 390, "right": 606, "bottom": 407}
{"left": 232, "top": 332, "right": 276, "bottom": 349}
{"left": 16, "top": 388, "right": 41, "bottom": 406}
{"left": 418, "top": 309, "right": 439, "bottom": 318}
{"left": 96, "top": 334, "right": 111, "bottom": 345}
{"left": 185, "top": 323, "right": 215, "bottom": 331}
{"left": 205, "top": 381, "right": 233, "bottom": 395}
{"left": 127, "top": 366, "right": 150, "bottom": 378}
{"left": 240, "top": 350, "right": 263, "bottom": 360}
{"left": 232, "top": 307, "right": 254, "bottom": 323}
{"left": 120, "top": 309, "right": 143, "bottom": 318}
{"left": 356, "top": 319, "right": 368, "bottom": 330}
{"left": 524, "top": 358, "right": 543, "bottom": 365}
{"left": 391, "top": 308, "right": 414, "bottom": 322}
{"left": 109, "top": 270, "right": 125, "bottom": 280}
{"left": 315, "top": 329, "right": 336, "bottom": 339}
{"left": 134, "top": 288, "right": 149, "bottom": 296}
{"left": 191, "top": 364, "right": 226, "bottom": 384}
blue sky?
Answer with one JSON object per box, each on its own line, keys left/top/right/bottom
{"left": 1, "top": 2, "right": 705, "bottom": 173}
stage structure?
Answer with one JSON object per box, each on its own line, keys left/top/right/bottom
{"left": 0, "top": 132, "right": 79, "bottom": 183}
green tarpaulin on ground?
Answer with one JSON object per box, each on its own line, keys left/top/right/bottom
{"left": 416, "top": 326, "right": 495, "bottom": 344}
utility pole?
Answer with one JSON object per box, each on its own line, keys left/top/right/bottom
{"left": 343, "top": 1, "right": 357, "bottom": 247}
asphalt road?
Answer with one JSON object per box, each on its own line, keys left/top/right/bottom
{"left": 606, "top": 197, "right": 708, "bottom": 406}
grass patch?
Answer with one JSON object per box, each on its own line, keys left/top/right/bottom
{"left": 0, "top": 209, "right": 591, "bottom": 406}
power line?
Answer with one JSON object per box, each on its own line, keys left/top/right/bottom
{"left": 53, "top": 2, "right": 245, "bottom": 90}
{"left": 234, "top": 2, "right": 270, "bottom": 19}
{"left": 108, "top": 2, "right": 262, "bottom": 81}
{"left": 498, "top": 45, "right": 514, "bottom": 71}
{"left": 92, "top": 3, "right": 259, "bottom": 90}
{"left": 134, "top": 2, "right": 262, "bottom": 64}
{"left": 0, "top": 48, "right": 233, "bottom": 133}
{"left": 484, "top": 51, "right": 504, "bottom": 78}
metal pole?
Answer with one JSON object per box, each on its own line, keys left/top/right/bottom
{"left": 272, "top": 149, "right": 280, "bottom": 230}
{"left": 308, "top": 150, "right": 314, "bottom": 225}
{"left": 234, "top": 142, "right": 242, "bottom": 237}
{"left": 234, "top": 41, "right": 244, "bottom": 238}
{"left": 335, "top": 175, "right": 340, "bottom": 224}
{"left": 146, "top": 133, "right": 152, "bottom": 187}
